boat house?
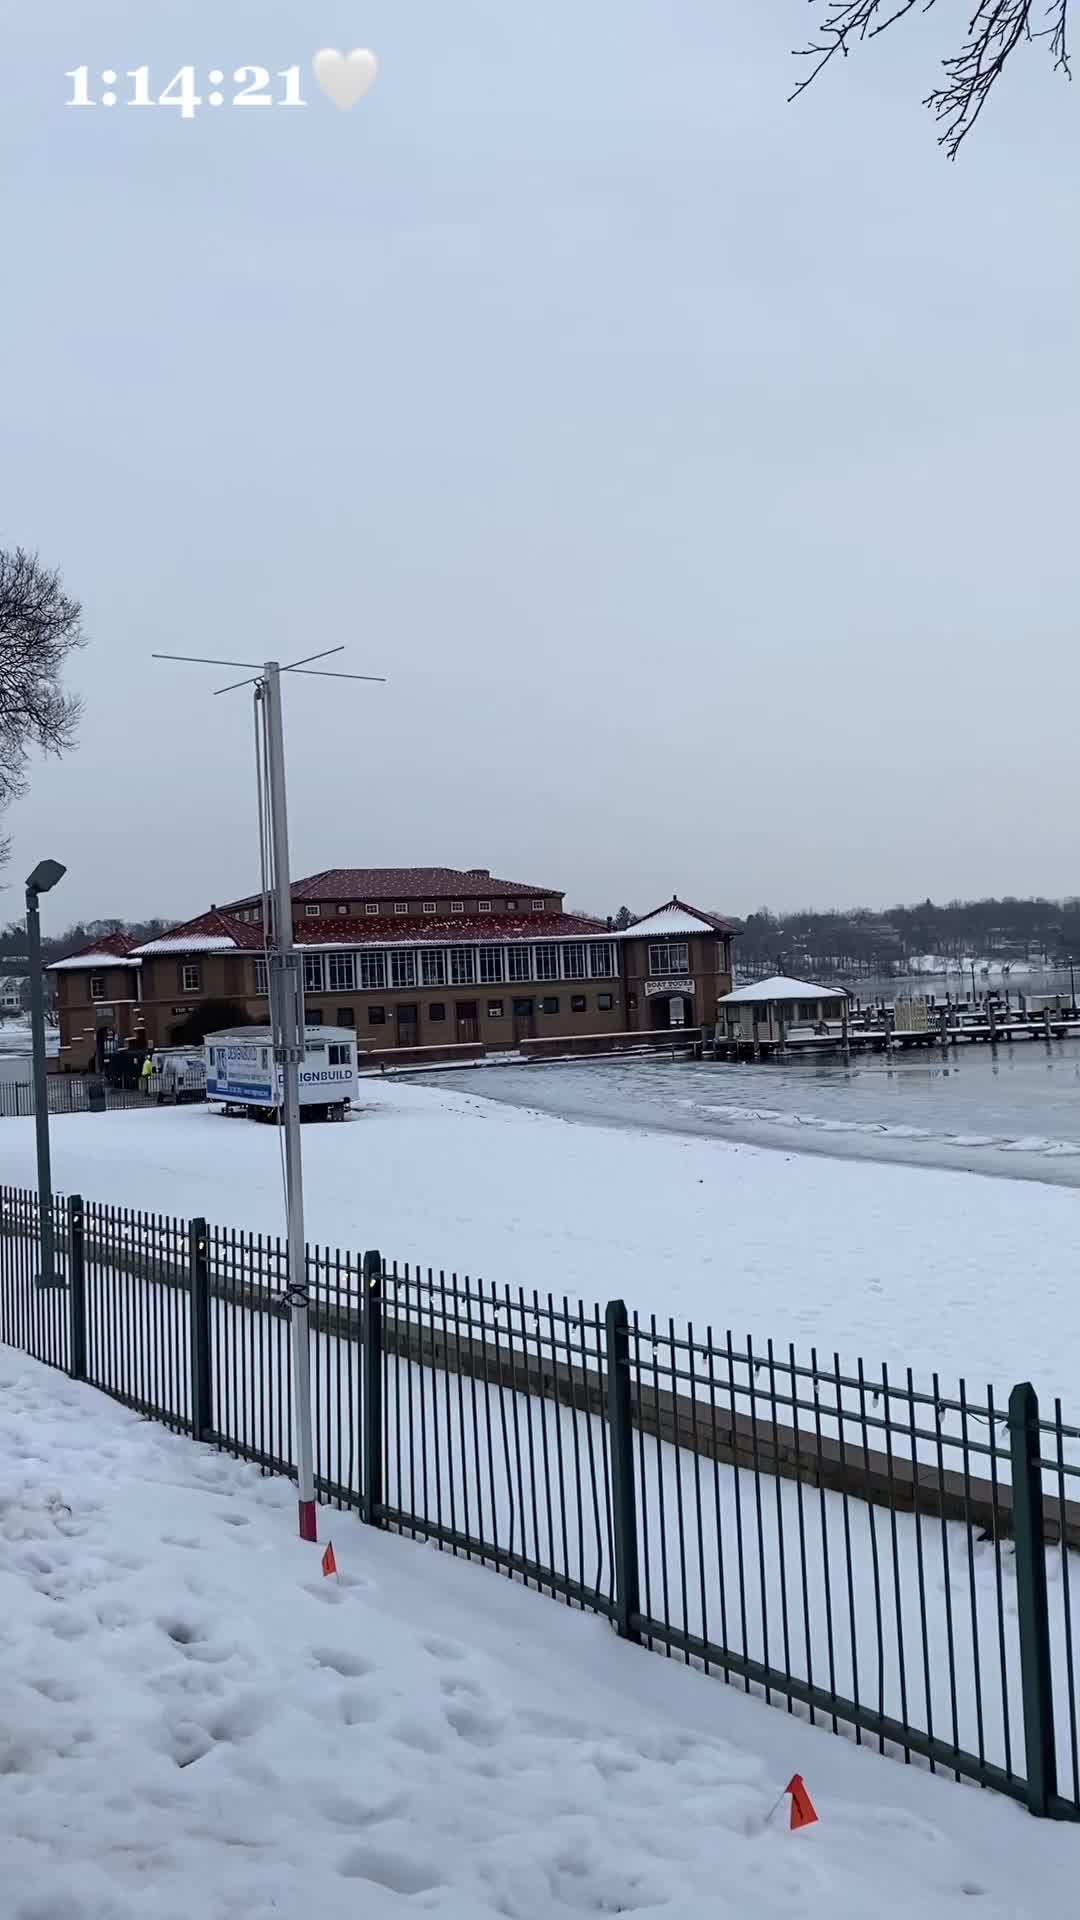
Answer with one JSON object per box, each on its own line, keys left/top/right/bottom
{"left": 716, "top": 975, "right": 850, "bottom": 1054}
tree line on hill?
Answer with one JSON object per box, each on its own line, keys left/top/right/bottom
{"left": 0, "top": 917, "right": 174, "bottom": 978}
{"left": 730, "top": 898, "right": 1080, "bottom": 980}
{"left": 595, "top": 899, "right": 1080, "bottom": 981}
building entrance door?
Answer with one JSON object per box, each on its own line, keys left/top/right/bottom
{"left": 649, "top": 994, "right": 692, "bottom": 1031}
{"left": 456, "top": 1001, "right": 479, "bottom": 1044}
{"left": 512, "top": 997, "right": 535, "bottom": 1044}
{"left": 397, "top": 1004, "right": 419, "bottom": 1048}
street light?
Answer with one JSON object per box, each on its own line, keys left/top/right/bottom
{"left": 25, "top": 859, "right": 66, "bottom": 1288}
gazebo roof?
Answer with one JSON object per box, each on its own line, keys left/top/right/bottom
{"left": 717, "top": 974, "right": 850, "bottom": 1006}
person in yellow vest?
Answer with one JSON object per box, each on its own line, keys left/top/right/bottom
{"left": 140, "top": 1050, "right": 155, "bottom": 1095}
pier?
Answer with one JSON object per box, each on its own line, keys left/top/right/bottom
{"left": 712, "top": 993, "right": 1080, "bottom": 1060}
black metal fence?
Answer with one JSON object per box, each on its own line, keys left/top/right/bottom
{"left": 1, "top": 1180, "right": 1078, "bottom": 1822}
{"left": 0, "top": 1074, "right": 205, "bottom": 1118}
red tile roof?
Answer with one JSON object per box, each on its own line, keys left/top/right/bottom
{"left": 124, "top": 906, "right": 609, "bottom": 959}
{"left": 130, "top": 909, "right": 266, "bottom": 955}
{"left": 295, "top": 911, "right": 609, "bottom": 948}
{"left": 223, "top": 867, "right": 562, "bottom": 909}
{"left": 53, "top": 931, "right": 138, "bottom": 963}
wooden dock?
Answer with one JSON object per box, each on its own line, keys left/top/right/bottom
{"left": 712, "top": 1001, "right": 1080, "bottom": 1060}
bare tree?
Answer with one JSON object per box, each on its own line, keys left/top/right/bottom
{"left": 793, "top": 1, "right": 1071, "bottom": 155}
{"left": 0, "top": 547, "right": 86, "bottom": 810}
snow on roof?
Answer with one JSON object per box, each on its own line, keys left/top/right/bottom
{"left": 47, "top": 931, "right": 140, "bottom": 971}
{"left": 131, "top": 909, "right": 264, "bottom": 957}
{"left": 718, "top": 975, "right": 850, "bottom": 1005}
{"left": 135, "top": 936, "right": 238, "bottom": 954}
{"left": 48, "top": 952, "right": 142, "bottom": 972}
{"left": 613, "top": 898, "right": 740, "bottom": 940}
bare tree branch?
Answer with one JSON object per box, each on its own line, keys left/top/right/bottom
{"left": 0, "top": 547, "right": 86, "bottom": 810}
{"left": 792, "top": 0, "right": 1071, "bottom": 155}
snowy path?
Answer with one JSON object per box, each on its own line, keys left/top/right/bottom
{"left": 3, "top": 1087, "right": 1080, "bottom": 1408}
{"left": 2, "top": 1349, "right": 1079, "bottom": 1919}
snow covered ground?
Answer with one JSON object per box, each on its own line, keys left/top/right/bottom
{"left": 2, "top": 1082, "right": 1080, "bottom": 1408}
{"left": 3, "top": 1344, "right": 1078, "bottom": 1920}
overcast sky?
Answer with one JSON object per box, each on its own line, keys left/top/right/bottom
{"left": 2, "top": 2, "right": 1076, "bottom": 929}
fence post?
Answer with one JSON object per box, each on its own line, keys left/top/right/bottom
{"left": 67, "top": 1194, "right": 87, "bottom": 1382}
{"left": 1009, "top": 1380, "right": 1057, "bottom": 1816}
{"left": 362, "top": 1250, "right": 383, "bottom": 1526}
{"left": 605, "top": 1299, "right": 641, "bottom": 1643}
{"left": 189, "top": 1217, "right": 213, "bottom": 1445}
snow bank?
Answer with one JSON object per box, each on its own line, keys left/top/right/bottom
{"left": 2, "top": 1347, "right": 1077, "bottom": 1918}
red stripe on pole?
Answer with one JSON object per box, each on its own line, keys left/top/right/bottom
{"left": 299, "top": 1498, "right": 318, "bottom": 1542}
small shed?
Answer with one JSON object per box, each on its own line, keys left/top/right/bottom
{"left": 715, "top": 975, "right": 850, "bottom": 1051}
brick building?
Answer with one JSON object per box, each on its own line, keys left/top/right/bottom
{"left": 49, "top": 867, "right": 737, "bottom": 1068}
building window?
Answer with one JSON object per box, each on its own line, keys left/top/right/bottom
{"left": 328, "top": 1043, "right": 350, "bottom": 1065}
{"left": 255, "top": 958, "right": 269, "bottom": 994}
{"left": 422, "top": 901, "right": 436, "bottom": 915}
{"left": 368, "top": 1006, "right": 386, "bottom": 1025}
{"left": 365, "top": 903, "right": 379, "bottom": 916}
{"left": 505, "top": 899, "right": 518, "bottom": 911}
{"left": 531, "top": 898, "right": 545, "bottom": 911}
{"left": 507, "top": 946, "right": 530, "bottom": 982}
{"left": 478, "top": 899, "right": 492, "bottom": 913}
{"left": 571, "top": 994, "right": 587, "bottom": 1013}
{"left": 303, "top": 953, "right": 324, "bottom": 993}
{"left": 422, "top": 949, "right": 447, "bottom": 987}
{"left": 534, "top": 942, "right": 558, "bottom": 981}
{"left": 390, "top": 950, "right": 417, "bottom": 990}
{"left": 328, "top": 953, "right": 356, "bottom": 992}
{"left": 89, "top": 975, "right": 105, "bottom": 1001}
{"left": 181, "top": 963, "right": 201, "bottom": 993}
{"left": 337, "top": 1008, "right": 355, "bottom": 1027}
{"left": 589, "top": 942, "right": 614, "bottom": 978}
{"left": 598, "top": 993, "right": 614, "bottom": 1011}
{"left": 450, "top": 947, "right": 475, "bottom": 986}
{"left": 478, "top": 945, "right": 504, "bottom": 985}
{"left": 648, "top": 942, "right": 689, "bottom": 976}
{"left": 429, "top": 1002, "right": 446, "bottom": 1022}
{"left": 337, "top": 904, "right": 349, "bottom": 916}
{"left": 307, "top": 1007, "right": 324, "bottom": 1025}
{"left": 393, "top": 901, "right": 408, "bottom": 915}
{"left": 561, "top": 942, "right": 587, "bottom": 979}
{"left": 487, "top": 999, "right": 504, "bottom": 1018}
{"left": 359, "top": 951, "right": 386, "bottom": 992}
{"left": 450, "top": 900, "right": 464, "bottom": 914}
{"left": 304, "top": 904, "right": 320, "bottom": 917}
{"left": 540, "top": 996, "right": 560, "bottom": 1015}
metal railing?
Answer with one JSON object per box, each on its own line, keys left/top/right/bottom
{"left": 1, "top": 1181, "right": 1078, "bottom": 1821}
{"left": 0, "top": 1074, "right": 206, "bottom": 1117}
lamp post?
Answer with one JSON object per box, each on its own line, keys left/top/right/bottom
{"left": 25, "top": 859, "right": 66, "bottom": 1288}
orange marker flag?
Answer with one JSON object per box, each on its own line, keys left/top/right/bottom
{"left": 321, "top": 1540, "right": 337, "bottom": 1578}
{"left": 785, "top": 1774, "right": 818, "bottom": 1830}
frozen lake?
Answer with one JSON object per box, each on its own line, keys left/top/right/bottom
{"left": 425, "top": 1040, "right": 1080, "bottom": 1186}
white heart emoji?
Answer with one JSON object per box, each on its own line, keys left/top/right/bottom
{"left": 312, "top": 48, "right": 379, "bottom": 112}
